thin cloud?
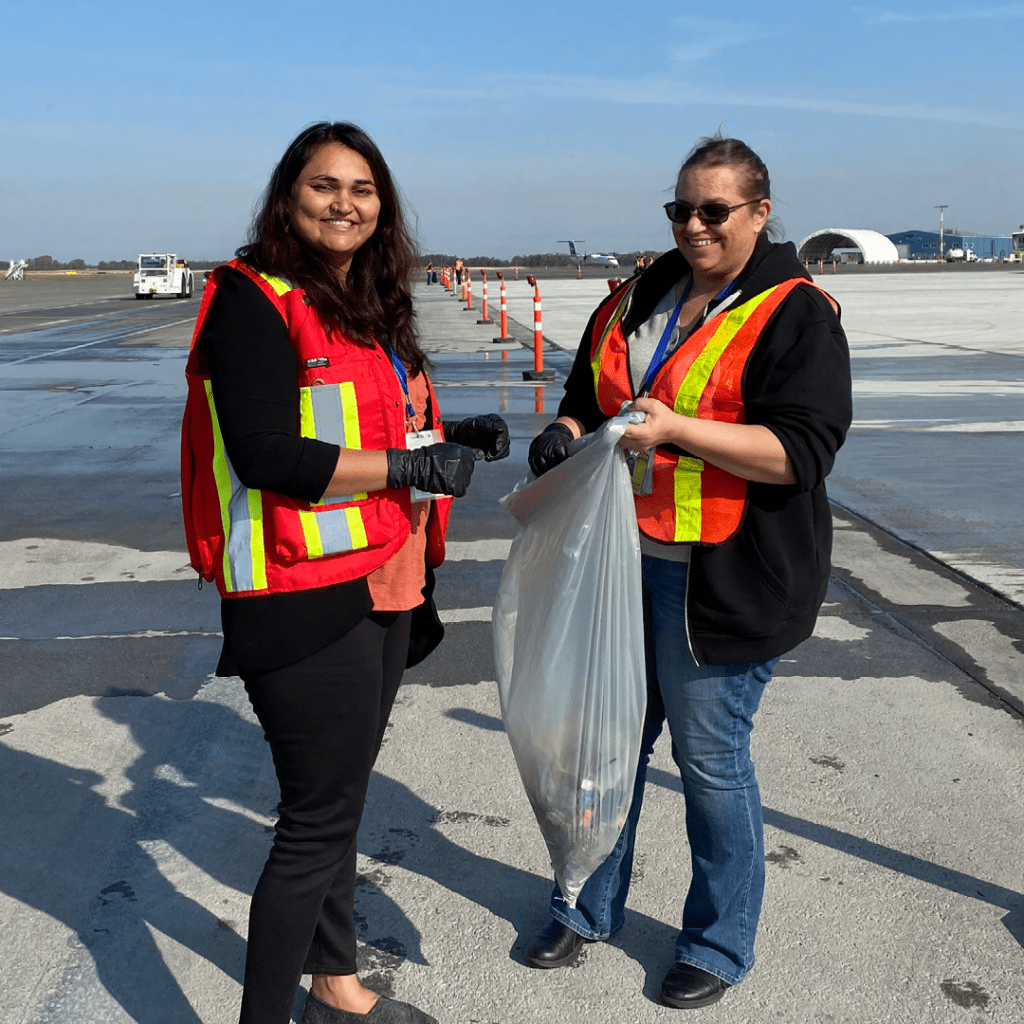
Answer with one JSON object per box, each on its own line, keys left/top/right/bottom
{"left": 858, "top": 4, "right": 1024, "bottom": 23}
{"left": 508, "top": 72, "right": 1024, "bottom": 132}
{"left": 668, "top": 16, "right": 773, "bottom": 64}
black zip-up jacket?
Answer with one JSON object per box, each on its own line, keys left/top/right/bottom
{"left": 558, "top": 237, "right": 852, "bottom": 665}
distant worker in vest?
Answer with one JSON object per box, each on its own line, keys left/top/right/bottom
{"left": 525, "top": 136, "right": 851, "bottom": 1008}
{"left": 181, "top": 121, "right": 509, "bottom": 1024}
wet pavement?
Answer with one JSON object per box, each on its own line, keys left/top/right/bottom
{"left": 491, "top": 269, "right": 1024, "bottom": 605}
{"left": 0, "top": 273, "right": 1022, "bottom": 1024}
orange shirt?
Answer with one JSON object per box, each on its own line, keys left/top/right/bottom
{"left": 367, "top": 371, "right": 430, "bottom": 611}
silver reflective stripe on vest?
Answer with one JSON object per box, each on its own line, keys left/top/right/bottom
{"left": 309, "top": 383, "right": 349, "bottom": 445}
{"left": 224, "top": 463, "right": 257, "bottom": 593}
{"left": 314, "top": 507, "right": 357, "bottom": 553}
{"left": 205, "top": 379, "right": 266, "bottom": 593}
{"left": 299, "top": 382, "right": 365, "bottom": 506}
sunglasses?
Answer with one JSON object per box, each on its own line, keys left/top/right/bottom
{"left": 663, "top": 198, "right": 762, "bottom": 225}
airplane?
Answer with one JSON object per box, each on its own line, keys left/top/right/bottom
{"left": 557, "top": 240, "right": 620, "bottom": 268}
{"left": 5, "top": 258, "right": 28, "bottom": 281}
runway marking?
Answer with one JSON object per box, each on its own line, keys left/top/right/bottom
{"left": 434, "top": 380, "right": 560, "bottom": 388}
{"left": 0, "top": 537, "right": 516, "bottom": 589}
{"left": 0, "top": 538, "right": 193, "bottom": 589}
{"left": 0, "top": 629, "right": 222, "bottom": 641}
{"left": 0, "top": 317, "right": 194, "bottom": 368}
{"left": 853, "top": 419, "right": 1024, "bottom": 432}
{"left": 439, "top": 607, "right": 492, "bottom": 623}
{"left": 852, "top": 379, "right": 1024, "bottom": 396}
{"left": 0, "top": 294, "right": 131, "bottom": 318}
{"left": 445, "top": 539, "right": 512, "bottom": 561}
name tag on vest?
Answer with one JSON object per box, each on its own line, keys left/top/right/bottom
{"left": 626, "top": 447, "right": 655, "bottom": 495}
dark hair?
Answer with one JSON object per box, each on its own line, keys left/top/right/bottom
{"left": 238, "top": 122, "right": 427, "bottom": 374}
{"left": 676, "top": 135, "right": 783, "bottom": 240}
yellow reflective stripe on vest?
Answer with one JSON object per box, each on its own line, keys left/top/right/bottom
{"left": 203, "top": 381, "right": 268, "bottom": 593}
{"left": 672, "top": 288, "right": 774, "bottom": 419}
{"left": 259, "top": 273, "right": 293, "bottom": 296}
{"left": 246, "top": 491, "right": 268, "bottom": 590}
{"left": 297, "top": 505, "right": 370, "bottom": 559}
{"left": 591, "top": 282, "right": 634, "bottom": 394}
{"left": 299, "top": 381, "right": 368, "bottom": 504}
{"left": 664, "top": 288, "right": 778, "bottom": 543}
{"left": 672, "top": 455, "right": 705, "bottom": 543}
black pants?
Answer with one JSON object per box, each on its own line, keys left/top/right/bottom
{"left": 239, "top": 610, "right": 412, "bottom": 1024}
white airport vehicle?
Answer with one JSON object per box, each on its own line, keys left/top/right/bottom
{"left": 134, "top": 254, "right": 194, "bottom": 299}
{"left": 945, "top": 246, "right": 978, "bottom": 263}
{"left": 1003, "top": 252, "right": 1021, "bottom": 264}
{"left": 557, "top": 240, "right": 620, "bottom": 268}
{"left": 5, "top": 258, "right": 28, "bottom": 281}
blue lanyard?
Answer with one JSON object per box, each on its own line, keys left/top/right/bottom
{"left": 383, "top": 341, "right": 416, "bottom": 423}
{"left": 637, "top": 279, "right": 690, "bottom": 397}
{"left": 637, "top": 277, "right": 736, "bottom": 396}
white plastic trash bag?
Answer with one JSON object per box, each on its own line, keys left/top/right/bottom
{"left": 493, "top": 415, "right": 646, "bottom": 907}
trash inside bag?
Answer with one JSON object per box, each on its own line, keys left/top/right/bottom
{"left": 493, "top": 415, "right": 646, "bottom": 907}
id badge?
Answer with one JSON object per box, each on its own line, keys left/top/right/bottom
{"left": 626, "top": 447, "right": 655, "bottom": 495}
{"left": 406, "top": 429, "right": 443, "bottom": 502}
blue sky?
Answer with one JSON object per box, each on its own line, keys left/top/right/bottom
{"left": 1, "top": 1, "right": 1021, "bottom": 262}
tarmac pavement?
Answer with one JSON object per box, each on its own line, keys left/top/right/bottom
{"left": 0, "top": 273, "right": 1022, "bottom": 1023}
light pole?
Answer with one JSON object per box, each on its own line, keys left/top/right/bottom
{"left": 934, "top": 204, "right": 948, "bottom": 262}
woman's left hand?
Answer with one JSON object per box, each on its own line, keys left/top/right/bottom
{"left": 620, "top": 397, "right": 680, "bottom": 450}
{"left": 620, "top": 396, "right": 797, "bottom": 485}
{"left": 443, "top": 414, "right": 511, "bottom": 461}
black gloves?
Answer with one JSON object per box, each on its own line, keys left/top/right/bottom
{"left": 528, "top": 421, "right": 574, "bottom": 477}
{"left": 386, "top": 443, "right": 477, "bottom": 498}
{"left": 442, "top": 414, "right": 510, "bottom": 462}
{"left": 385, "top": 414, "right": 508, "bottom": 499}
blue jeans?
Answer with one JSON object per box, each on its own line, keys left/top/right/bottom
{"left": 548, "top": 557, "right": 778, "bottom": 985}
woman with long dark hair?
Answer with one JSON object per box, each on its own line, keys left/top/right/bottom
{"left": 182, "top": 122, "right": 508, "bottom": 1024}
{"left": 523, "top": 136, "right": 851, "bottom": 1008}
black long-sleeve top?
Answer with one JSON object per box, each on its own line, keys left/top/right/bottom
{"left": 199, "top": 269, "right": 372, "bottom": 677}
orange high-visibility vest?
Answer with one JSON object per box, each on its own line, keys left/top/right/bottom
{"left": 181, "top": 259, "right": 450, "bottom": 598}
{"left": 590, "top": 276, "right": 835, "bottom": 545}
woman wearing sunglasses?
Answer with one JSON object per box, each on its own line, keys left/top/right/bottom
{"left": 525, "top": 136, "right": 851, "bottom": 1008}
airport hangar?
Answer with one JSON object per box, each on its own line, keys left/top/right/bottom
{"left": 798, "top": 228, "right": 1017, "bottom": 263}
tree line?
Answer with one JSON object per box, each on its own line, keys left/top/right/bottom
{"left": 2, "top": 257, "right": 229, "bottom": 272}
{"left": 420, "top": 252, "right": 663, "bottom": 268}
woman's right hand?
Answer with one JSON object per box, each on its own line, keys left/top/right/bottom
{"left": 386, "top": 443, "right": 477, "bottom": 497}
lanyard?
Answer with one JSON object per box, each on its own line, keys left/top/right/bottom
{"left": 382, "top": 338, "right": 416, "bottom": 422}
{"left": 637, "top": 279, "right": 690, "bottom": 397}
{"left": 637, "top": 277, "right": 736, "bottom": 396}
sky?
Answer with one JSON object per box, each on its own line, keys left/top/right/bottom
{"left": 1, "top": 1, "right": 1022, "bottom": 263}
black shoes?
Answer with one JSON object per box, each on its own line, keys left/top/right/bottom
{"left": 659, "top": 963, "right": 729, "bottom": 1009}
{"left": 524, "top": 920, "right": 731, "bottom": 1009}
{"left": 525, "top": 919, "right": 589, "bottom": 968}
{"left": 304, "top": 992, "right": 438, "bottom": 1023}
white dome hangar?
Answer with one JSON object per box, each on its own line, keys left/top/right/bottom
{"left": 797, "top": 229, "right": 900, "bottom": 264}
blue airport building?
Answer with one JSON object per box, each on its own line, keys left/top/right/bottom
{"left": 887, "top": 229, "right": 1015, "bottom": 260}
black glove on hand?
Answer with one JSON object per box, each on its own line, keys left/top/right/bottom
{"left": 528, "top": 421, "right": 574, "bottom": 477}
{"left": 443, "top": 414, "right": 511, "bottom": 462}
{"left": 386, "top": 443, "right": 477, "bottom": 498}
